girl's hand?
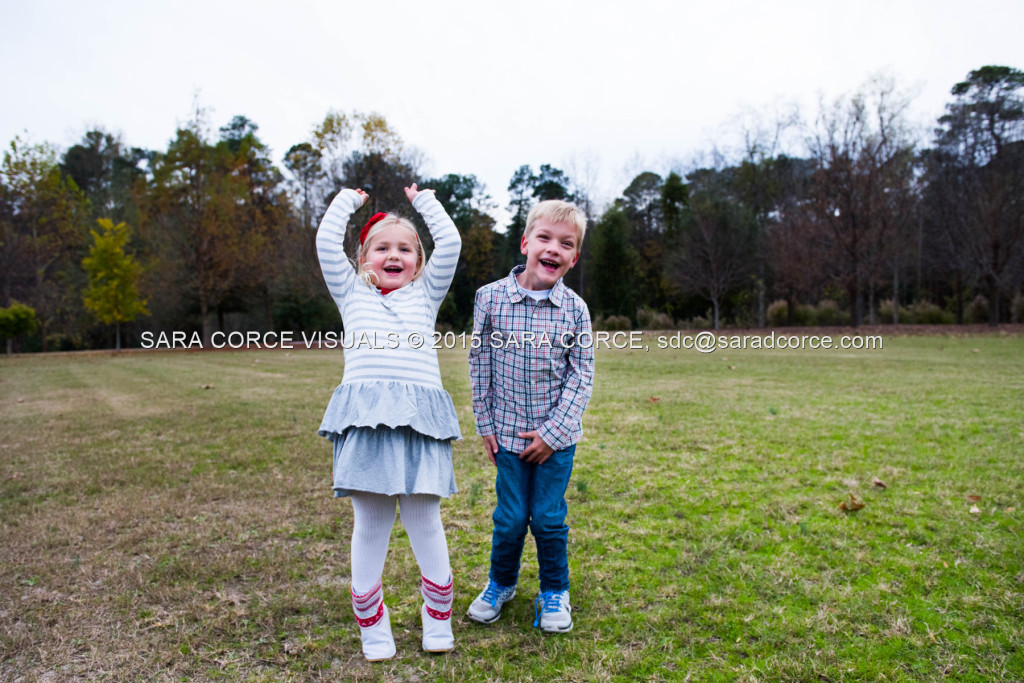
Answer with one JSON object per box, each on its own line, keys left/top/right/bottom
{"left": 404, "top": 183, "right": 434, "bottom": 203}
{"left": 354, "top": 188, "right": 369, "bottom": 206}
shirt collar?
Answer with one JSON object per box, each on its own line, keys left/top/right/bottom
{"left": 503, "top": 265, "right": 566, "bottom": 307}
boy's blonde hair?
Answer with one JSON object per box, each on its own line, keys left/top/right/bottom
{"left": 355, "top": 214, "right": 425, "bottom": 288}
{"left": 524, "top": 200, "right": 587, "bottom": 250}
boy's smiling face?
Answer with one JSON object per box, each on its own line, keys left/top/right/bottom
{"left": 516, "top": 217, "right": 580, "bottom": 291}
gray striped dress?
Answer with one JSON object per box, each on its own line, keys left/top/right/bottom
{"left": 315, "top": 189, "right": 463, "bottom": 498}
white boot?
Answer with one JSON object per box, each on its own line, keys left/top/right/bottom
{"left": 421, "top": 604, "right": 454, "bottom": 652}
{"left": 359, "top": 604, "right": 396, "bottom": 661}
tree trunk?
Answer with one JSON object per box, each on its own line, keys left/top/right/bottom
{"left": 200, "top": 293, "right": 212, "bottom": 347}
{"left": 262, "top": 284, "right": 273, "bottom": 331}
{"left": 989, "top": 279, "right": 1001, "bottom": 326}
{"left": 757, "top": 262, "right": 766, "bottom": 328}
{"left": 847, "top": 283, "right": 859, "bottom": 327}
{"left": 868, "top": 280, "right": 876, "bottom": 326}
{"left": 892, "top": 260, "right": 900, "bottom": 325}
{"left": 955, "top": 273, "right": 964, "bottom": 324}
{"left": 115, "top": 322, "right": 122, "bottom": 351}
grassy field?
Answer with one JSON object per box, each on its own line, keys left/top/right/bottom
{"left": 1, "top": 331, "right": 1022, "bottom": 681}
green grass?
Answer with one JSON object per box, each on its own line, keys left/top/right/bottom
{"left": 1, "top": 332, "right": 1022, "bottom": 681}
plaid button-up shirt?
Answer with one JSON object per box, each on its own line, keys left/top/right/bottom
{"left": 469, "top": 266, "right": 595, "bottom": 453}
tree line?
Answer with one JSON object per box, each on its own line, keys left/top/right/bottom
{"left": 2, "top": 66, "right": 1022, "bottom": 352}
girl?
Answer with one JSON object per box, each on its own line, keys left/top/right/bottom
{"left": 315, "top": 183, "right": 462, "bottom": 660}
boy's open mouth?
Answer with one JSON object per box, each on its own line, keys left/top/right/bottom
{"left": 539, "top": 259, "right": 559, "bottom": 270}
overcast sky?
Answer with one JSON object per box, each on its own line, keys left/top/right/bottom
{"left": 3, "top": 0, "right": 1023, "bottom": 224}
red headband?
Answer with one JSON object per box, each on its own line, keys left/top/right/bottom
{"left": 359, "top": 212, "right": 388, "bottom": 245}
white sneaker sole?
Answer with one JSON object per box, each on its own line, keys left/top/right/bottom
{"left": 541, "top": 620, "right": 573, "bottom": 633}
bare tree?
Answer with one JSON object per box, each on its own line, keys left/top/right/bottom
{"left": 806, "top": 76, "right": 919, "bottom": 325}
{"left": 672, "top": 169, "right": 757, "bottom": 329}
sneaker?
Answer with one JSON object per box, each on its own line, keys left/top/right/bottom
{"left": 534, "top": 590, "right": 572, "bottom": 633}
{"left": 466, "top": 580, "right": 517, "bottom": 624}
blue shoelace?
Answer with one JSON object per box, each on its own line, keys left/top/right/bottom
{"left": 533, "top": 591, "right": 564, "bottom": 627}
{"left": 481, "top": 581, "right": 507, "bottom": 607}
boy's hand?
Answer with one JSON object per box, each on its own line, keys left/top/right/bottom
{"left": 517, "top": 431, "right": 554, "bottom": 464}
{"left": 354, "top": 188, "right": 369, "bottom": 205}
{"left": 404, "top": 183, "right": 434, "bottom": 203}
{"left": 481, "top": 435, "right": 498, "bottom": 466}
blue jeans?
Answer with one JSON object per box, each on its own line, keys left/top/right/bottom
{"left": 489, "top": 443, "right": 575, "bottom": 592}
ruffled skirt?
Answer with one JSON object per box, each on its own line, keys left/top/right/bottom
{"left": 331, "top": 425, "right": 457, "bottom": 498}
{"left": 319, "top": 380, "right": 462, "bottom": 498}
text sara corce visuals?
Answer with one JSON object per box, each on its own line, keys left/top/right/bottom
{"left": 139, "top": 330, "right": 649, "bottom": 350}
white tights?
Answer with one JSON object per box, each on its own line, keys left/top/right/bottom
{"left": 349, "top": 492, "right": 451, "bottom": 593}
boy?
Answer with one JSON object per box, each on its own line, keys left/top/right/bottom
{"left": 467, "top": 199, "right": 595, "bottom": 633}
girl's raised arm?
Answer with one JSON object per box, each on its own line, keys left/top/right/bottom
{"left": 408, "top": 184, "right": 461, "bottom": 313}
{"left": 316, "top": 188, "right": 367, "bottom": 309}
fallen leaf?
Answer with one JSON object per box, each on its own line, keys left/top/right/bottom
{"left": 649, "top": 396, "right": 661, "bottom": 403}
{"left": 969, "top": 505, "right": 981, "bottom": 514}
{"left": 942, "top": 561, "right": 948, "bottom": 568}
{"left": 872, "top": 477, "right": 887, "bottom": 489}
{"left": 839, "top": 493, "right": 865, "bottom": 511}
{"left": 1007, "top": 507, "right": 1016, "bottom": 513}
{"left": 729, "top": 365, "right": 736, "bottom": 370}
{"left": 967, "top": 495, "right": 982, "bottom": 502}
{"left": 202, "top": 384, "right": 214, "bottom": 390}
{"left": 971, "top": 348, "right": 980, "bottom": 353}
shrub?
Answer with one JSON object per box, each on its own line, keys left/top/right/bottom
{"left": 790, "top": 304, "right": 814, "bottom": 326}
{"left": 878, "top": 299, "right": 897, "bottom": 323}
{"left": 594, "top": 315, "right": 631, "bottom": 331}
{"left": 767, "top": 300, "right": 789, "bottom": 327}
{"left": 907, "top": 301, "right": 954, "bottom": 325}
{"left": 966, "top": 295, "right": 989, "bottom": 324}
{"left": 689, "top": 314, "right": 713, "bottom": 330}
{"left": 1012, "top": 292, "right": 1024, "bottom": 324}
{"left": 812, "top": 299, "right": 849, "bottom": 326}
{"left": 636, "top": 307, "right": 674, "bottom": 330}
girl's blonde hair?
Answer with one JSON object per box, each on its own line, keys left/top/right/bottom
{"left": 355, "top": 214, "right": 426, "bottom": 288}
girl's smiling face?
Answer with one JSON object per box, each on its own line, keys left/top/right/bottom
{"left": 362, "top": 223, "right": 421, "bottom": 290}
